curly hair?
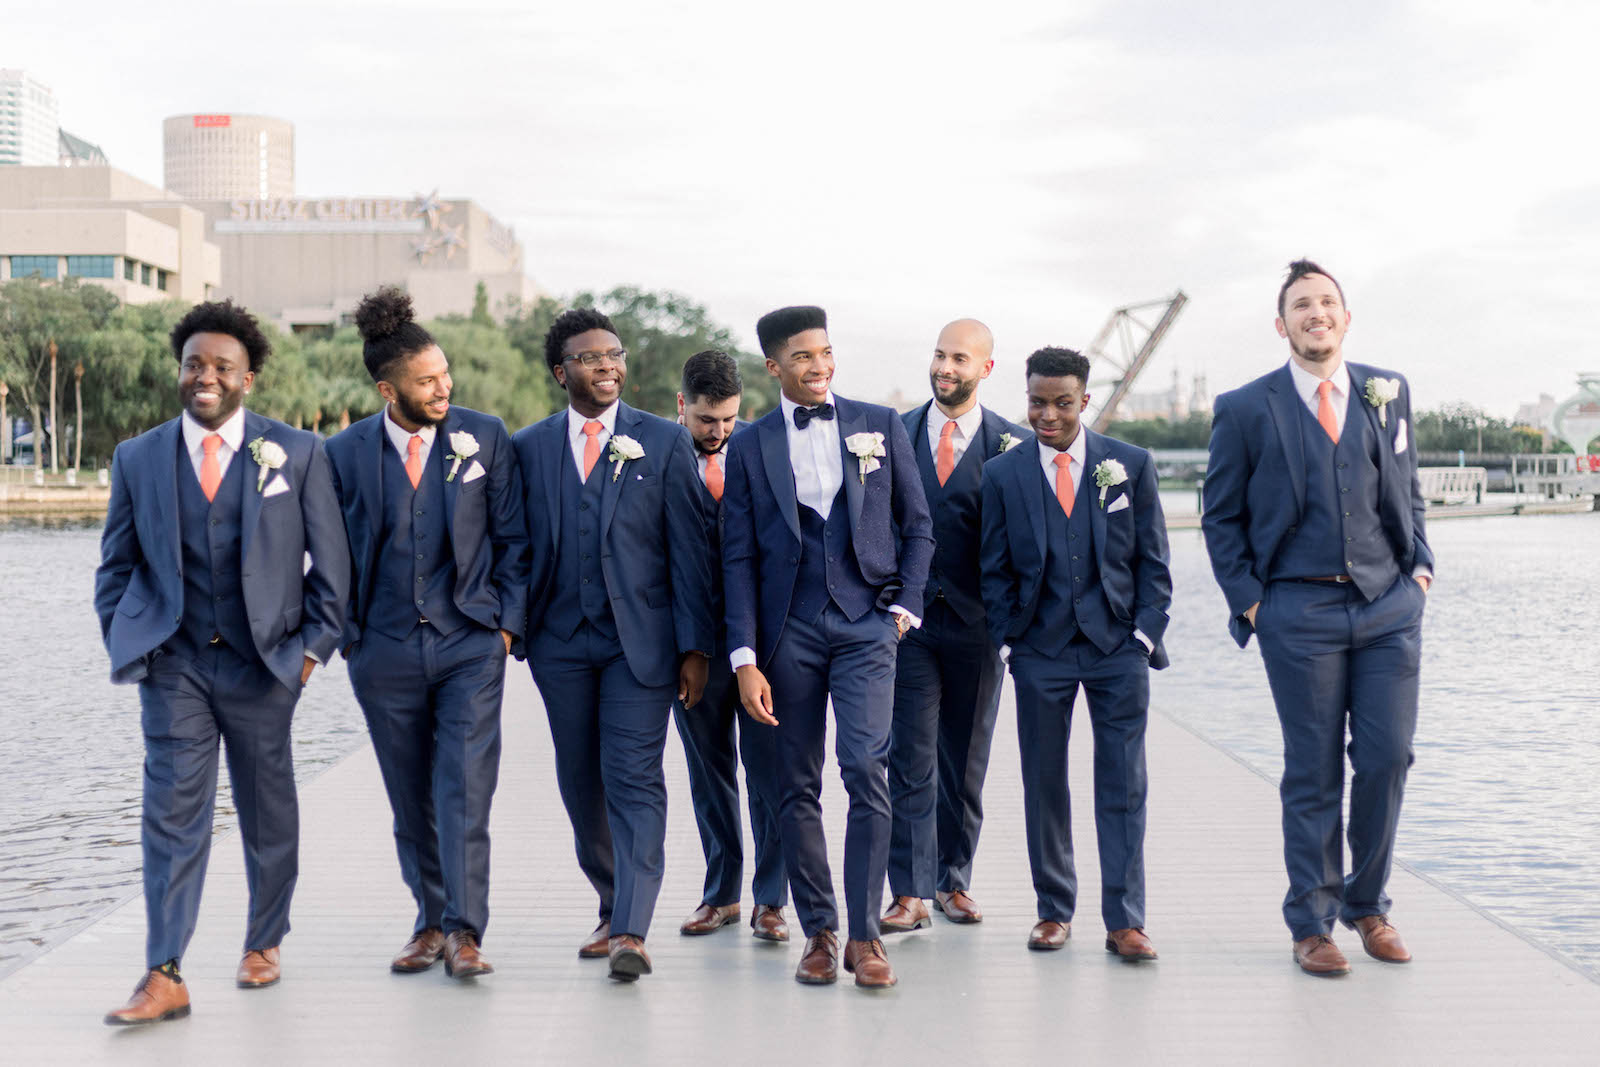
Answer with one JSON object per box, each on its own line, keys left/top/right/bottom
{"left": 354, "top": 286, "right": 437, "bottom": 382}
{"left": 1025, "top": 346, "right": 1091, "bottom": 384}
{"left": 542, "top": 307, "right": 619, "bottom": 377}
{"left": 170, "top": 300, "right": 272, "bottom": 372}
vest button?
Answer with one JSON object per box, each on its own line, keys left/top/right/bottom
{"left": 1341, "top": 487, "right": 1350, "bottom": 494}
{"left": 1344, "top": 512, "right": 1352, "bottom": 518}
{"left": 580, "top": 502, "right": 590, "bottom": 511}
{"left": 1338, "top": 463, "right": 1348, "bottom": 470}
{"left": 1071, "top": 555, "right": 1079, "bottom": 561}
{"left": 210, "top": 519, "right": 219, "bottom": 527}
{"left": 415, "top": 598, "right": 424, "bottom": 607}
{"left": 417, "top": 576, "right": 425, "bottom": 583}
{"left": 417, "top": 553, "right": 424, "bottom": 559}
{"left": 1346, "top": 560, "right": 1355, "bottom": 569}
{"left": 415, "top": 509, "right": 424, "bottom": 516}
{"left": 582, "top": 578, "right": 590, "bottom": 584}
{"left": 582, "top": 554, "right": 591, "bottom": 562}
{"left": 1346, "top": 537, "right": 1354, "bottom": 544}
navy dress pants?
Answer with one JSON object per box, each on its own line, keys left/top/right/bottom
{"left": 137, "top": 643, "right": 300, "bottom": 968}
{"left": 349, "top": 624, "right": 506, "bottom": 939}
{"left": 1255, "top": 574, "right": 1423, "bottom": 940}
{"left": 1011, "top": 634, "right": 1150, "bottom": 931}
{"left": 765, "top": 604, "right": 899, "bottom": 941}
{"left": 531, "top": 623, "right": 674, "bottom": 940}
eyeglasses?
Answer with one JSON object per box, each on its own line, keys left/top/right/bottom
{"left": 564, "top": 348, "right": 627, "bottom": 369}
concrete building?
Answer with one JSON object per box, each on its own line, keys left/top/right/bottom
{"left": 164, "top": 113, "right": 293, "bottom": 200}
{"left": 1, "top": 70, "right": 60, "bottom": 167}
{"left": 58, "top": 129, "right": 108, "bottom": 167}
{"left": 0, "top": 166, "right": 221, "bottom": 304}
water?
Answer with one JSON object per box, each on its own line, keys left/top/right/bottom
{"left": 1, "top": 508, "right": 1597, "bottom": 978}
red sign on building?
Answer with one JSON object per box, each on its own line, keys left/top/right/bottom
{"left": 193, "top": 115, "right": 232, "bottom": 128}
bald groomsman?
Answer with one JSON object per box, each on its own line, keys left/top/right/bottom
{"left": 882, "top": 320, "right": 1028, "bottom": 934}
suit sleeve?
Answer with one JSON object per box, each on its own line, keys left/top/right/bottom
{"left": 978, "top": 465, "right": 1019, "bottom": 650}
{"left": 665, "top": 426, "right": 715, "bottom": 657}
{"left": 297, "top": 435, "right": 352, "bottom": 666}
{"left": 1400, "top": 378, "right": 1434, "bottom": 575}
{"left": 485, "top": 420, "right": 531, "bottom": 639}
{"left": 721, "top": 437, "right": 758, "bottom": 656}
{"left": 1200, "top": 392, "right": 1265, "bottom": 623}
{"left": 93, "top": 441, "right": 139, "bottom": 646}
{"left": 1129, "top": 449, "right": 1173, "bottom": 646}
{"left": 887, "top": 413, "right": 934, "bottom": 617}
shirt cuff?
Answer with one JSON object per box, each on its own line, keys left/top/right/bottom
{"left": 889, "top": 605, "right": 922, "bottom": 630}
{"left": 1133, "top": 630, "right": 1153, "bottom": 655}
{"left": 305, "top": 650, "right": 325, "bottom": 665}
{"left": 1411, "top": 565, "right": 1433, "bottom": 585}
{"left": 730, "top": 646, "right": 756, "bottom": 671}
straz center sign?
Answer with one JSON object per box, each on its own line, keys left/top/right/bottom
{"left": 214, "top": 198, "right": 424, "bottom": 234}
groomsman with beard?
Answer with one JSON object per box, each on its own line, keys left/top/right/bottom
{"left": 979, "top": 346, "right": 1171, "bottom": 961}
{"left": 671, "top": 350, "right": 790, "bottom": 943}
{"left": 722, "top": 305, "right": 934, "bottom": 989}
{"left": 1202, "top": 260, "right": 1432, "bottom": 976}
{"left": 513, "top": 308, "right": 715, "bottom": 982}
{"left": 97, "top": 300, "right": 349, "bottom": 1024}
{"left": 325, "top": 287, "right": 529, "bottom": 981}
{"left": 881, "top": 320, "right": 1029, "bottom": 934}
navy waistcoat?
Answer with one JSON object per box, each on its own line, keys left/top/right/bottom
{"left": 915, "top": 423, "right": 987, "bottom": 627}
{"left": 368, "top": 435, "right": 469, "bottom": 640}
{"left": 172, "top": 439, "right": 254, "bottom": 659}
{"left": 790, "top": 489, "right": 876, "bottom": 625}
{"left": 545, "top": 448, "right": 617, "bottom": 642}
{"left": 1020, "top": 467, "right": 1118, "bottom": 657}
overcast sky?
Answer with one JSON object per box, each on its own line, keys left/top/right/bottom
{"left": 12, "top": 0, "right": 1597, "bottom": 420}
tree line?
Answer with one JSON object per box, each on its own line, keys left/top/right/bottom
{"left": 1106, "top": 405, "right": 1584, "bottom": 454}
{"left": 0, "top": 279, "right": 779, "bottom": 471}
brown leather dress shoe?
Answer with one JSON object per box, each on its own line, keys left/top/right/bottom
{"left": 1293, "top": 934, "right": 1351, "bottom": 976}
{"left": 579, "top": 921, "right": 611, "bottom": 959}
{"left": 443, "top": 930, "right": 494, "bottom": 979}
{"left": 751, "top": 905, "right": 790, "bottom": 942}
{"left": 1028, "top": 920, "right": 1071, "bottom": 951}
{"left": 794, "top": 929, "right": 839, "bottom": 985}
{"left": 843, "top": 938, "right": 897, "bottom": 989}
{"left": 1105, "top": 928, "right": 1158, "bottom": 961}
{"left": 104, "top": 969, "right": 190, "bottom": 1026}
{"left": 680, "top": 902, "right": 741, "bottom": 936}
{"left": 1351, "top": 915, "right": 1411, "bottom": 963}
{"left": 236, "top": 946, "right": 281, "bottom": 987}
{"left": 391, "top": 927, "right": 447, "bottom": 973}
{"left": 934, "top": 889, "right": 983, "bottom": 924}
{"left": 880, "top": 895, "right": 932, "bottom": 933}
{"left": 608, "top": 935, "right": 653, "bottom": 981}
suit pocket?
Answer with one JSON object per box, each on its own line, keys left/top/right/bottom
{"left": 644, "top": 583, "right": 670, "bottom": 608}
{"left": 280, "top": 605, "right": 302, "bottom": 635}
{"left": 117, "top": 590, "right": 148, "bottom": 618}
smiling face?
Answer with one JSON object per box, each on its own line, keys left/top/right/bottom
{"left": 678, "top": 392, "right": 741, "bottom": 455}
{"left": 1275, "top": 272, "right": 1351, "bottom": 369}
{"left": 766, "top": 327, "right": 834, "bottom": 407}
{"left": 178, "top": 331, "right": 255, "bottom": 430}
{"left": 379, "top": 344, "right": 452, "bottom": 431}
{"left": 555, "top": 328, "right": 627, "bottom": 416}
{"left": 1026, "top": 373, "right": 1088, "bottom": 451}
{"left": 929, "top": 319, "right": 994, "bottom": 413}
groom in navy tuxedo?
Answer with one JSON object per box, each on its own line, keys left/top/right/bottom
{"left": 1203, "top": 260, "right": 1433, "bottom": 976}
{"left": 96, "top": 300, "right": 349, "bottom": 1025}
{"left": 722, "top": 305, "right": 934, "bottom": 989}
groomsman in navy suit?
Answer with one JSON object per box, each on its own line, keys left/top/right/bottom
{"left": 723, "top": 305, "right": 934, "bottom": 989}
{"left": 1203, "top": 260, "right": 1433, "bottom": 976}
{"left": 979, "top": 346, "right": 1171, "bottom": 961}
{"left": 96, "top": 300, "right": 349, "bottom": 1025}
{"left": 513, "top": 308, "right": 715, "bottom": 982}
{"left": 670, "top": 351, "right": 790, "bottom": 943}
{"left": 325, "top": 287, "right": 528, "bottom": 981}
{"left": 882, "top": 319, "right": 1028, "bottom": 934}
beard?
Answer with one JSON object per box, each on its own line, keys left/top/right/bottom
{"left": 393, "top": 390, "right": 447, "bottom": 426}
{"left": 931, "top": 371, "right": 978, "bottom": 408}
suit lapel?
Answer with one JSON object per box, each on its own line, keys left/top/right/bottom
{"left": 1344, "top": 364, "right": 1390, "bottom": 473}
{"left": 601, "top": 404, "right": 635, "bottom": 539}
{"left": 439, "top": 410, "right": 462, "bottom": 533}
{"left": 239, "top": 411, "right": 266, "bottom": 561}
{"left": 911, "top": 404, "right": 941, "bottom": 505}
{"left": 758, "top": 410, "right": 800, "bottom": 543}
{"left": 837, "top": 397, "right": 866, "bottom": 534}
{"left": 1084, "top": 430, "right": 1108, "bottom": 572}
{"left": 361, "top": 413, "right": 386, "bottom": 537}
{"left": 543, "top": 413, "right": 566, "bottom": 556}
{"left": 1266, "top": 366, "right": 1307, "bottom": 513}
{"left": 952, "top": 406, "right": 994, "bottom": 479}
{"left": 158, "top": 418, "right": 184, "bottom": 577}
{"left": 1023, "top": 438, "right": 1048, "bottom": 562}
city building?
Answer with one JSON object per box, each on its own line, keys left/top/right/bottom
{"left": 0, "top": 165, "right": 221, "bottom": 304}
{"left": 1, "top": 69, "right": 60, "bottom": 167}
{"left": 58, "top": 129, "right": 107, "bottom": 166}
{"left": 163, "top": 113, "right": 294, "bottom": 200}
{"left": 1116, "top": 368, "right": 1210, "bottom": 422}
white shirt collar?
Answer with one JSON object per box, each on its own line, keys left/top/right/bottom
{"left": 933, "top": 402, "right": 983, "bottom": 442}
{"left": 1287, "top": 357, "right": 1350, "bottom": 411}
{"left": 382, "top": 407, "right": 438, "bottom": 456}
{"left": 181, "top": 406, "right": 247, "bottom": 456}
{"left": 567, "top": 401, "right": 620, "bottom": 438}
{"left": 1039, "top": 424, "right": 1087, "bottom": 481}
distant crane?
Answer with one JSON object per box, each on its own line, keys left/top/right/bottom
{"left": 1086, "top": 290, "right": 1188, "bottom": 432}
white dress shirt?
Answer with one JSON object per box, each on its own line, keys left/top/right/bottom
{"left": 780, "top": 393, "right": 843, "bottom": 517}
{"left": 180, "top": 407, "right": 246, "bottom": 484}
{"left": 566, "top": 402, "right": 620, "bottom": 479}
{"left": 1287, "top": 357, "right": 1351, "bottom": 439}
{"left": 927, "top": 403, "right": 984, "bottom": 467}
{"left": 382, "top": 408, "right": 437, "bottom": 465}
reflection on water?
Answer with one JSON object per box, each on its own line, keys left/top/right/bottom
{"left": 1, "top": 512, "right": 1597, "bottom": 979}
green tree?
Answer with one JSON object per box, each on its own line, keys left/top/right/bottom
{"left": 470, "top": 281, "right": 494, "bottom": 327}
{"left": 76, "top": 300, "right": 187, "bottom": 461}
{"left": 1104, "top": 412, "right": 1213, "bottom": 449}
{"left": 1413, "top": 403, "right": 1545, "bottom": 454}
{"left": 427, "top": 317, "right": 555, "bottom": 430}
{"left": 0, "top": 278, "right": 119, "bottom": 468}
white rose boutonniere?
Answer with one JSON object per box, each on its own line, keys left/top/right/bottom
{"left": 445, "top": 431, "right": 480, "bottom": 482}
{"left": 609, "top": 434, "right": 645, "bottom": 481}
{"left": 845, "top": 431, "right": 887, "bottom": 484}
{"left": 247, "top": 436, "right": 287, "bottom": 492}
{"left": 1093, "top": 457, "right": 1128, "bottom": 508}
{"left": 1365, "top": 377, "right": 1401, "bottom": 427}
{"left": 998, "top": 432, "right": 1021, "bottom": 453}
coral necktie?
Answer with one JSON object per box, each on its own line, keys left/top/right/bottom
{"left": 705, "top": 451, "right": 724, "bottom": 502}
{"left": 405, "top": 435, "right": 423, "bottom": 489}
{"left": 936, "top": 420, "right": 956, "bottom": 486}
{"left": 1054, "top": 452, "right": 1074, "bottom": 517}
{"left": 1316, "top": 380, "right": 1340, "bottom": 444}
{"left": 199, "top": 433, "right": 222, "bottom": 502}
{"left": 582, "top": 421, "right": 603, "bottom": 480}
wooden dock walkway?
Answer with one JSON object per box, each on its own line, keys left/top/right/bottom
{"left": 3, "top": 666, "right": 1597, "bottom": 1065}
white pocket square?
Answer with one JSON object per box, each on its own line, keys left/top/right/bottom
{"left": 1106, "top": 495, "right": 1131, "bottom": 514}
{"left": 262, "top": 473, "right": 291, "bottom": 498}
{"left": 1394, "top": 419, "right": 1409, "bottom": 455}
{"left": 462, "top": 460, "right": 486, "bottom": 483}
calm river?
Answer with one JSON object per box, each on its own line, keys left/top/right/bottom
{"left": 1, "top": 504, "right": 1597, "bottom": 978}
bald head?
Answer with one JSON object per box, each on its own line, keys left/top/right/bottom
{"left": 929, "top": 317, "right": 995, "bottom": 415}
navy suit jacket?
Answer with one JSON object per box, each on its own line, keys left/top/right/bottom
{"left": 1202, "top": 361, "right": 1433, "bottom": 648}
{"left": 902, "top": 401, "right": 1031, "bottom": 627}
{"left": 722, "top": 395, "right": 935, "bottom": 669}
{"left": 513, "top": 402, "right": 715, "bottom": 687}
{"left": 979, "top": 430, "right": 1172, "bottom": 669}
{"left": 94, "top": 411, "right": 351, "bottom": 692}
{"left": 325, "top": 405, "right": 530, "bottom": 649}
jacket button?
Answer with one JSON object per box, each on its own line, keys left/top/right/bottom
{"left": 1346, "top": 560, "right": 1355, "bottom": 569}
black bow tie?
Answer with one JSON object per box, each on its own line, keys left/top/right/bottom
{"left": 792, "top": 402, "right": 835, "bottom": 429}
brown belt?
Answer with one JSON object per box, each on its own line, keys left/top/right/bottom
{"left": 1296, "top": 575, "right": 1352, "bottom": 584}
